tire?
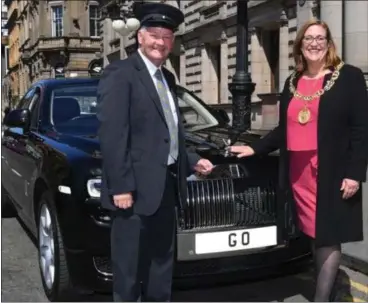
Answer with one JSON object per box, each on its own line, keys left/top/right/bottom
{"left": 37, "top": 191, "right": 74, "bottom": 301}
{"left": 1, "top": 184, "right": 16, "bottom": 218}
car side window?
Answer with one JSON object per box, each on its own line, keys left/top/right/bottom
{"left": 17, "top": 88, "right": 35, "bottom": 110}
{"left": 29, "top": 89, "right": 41, "bottom": 130}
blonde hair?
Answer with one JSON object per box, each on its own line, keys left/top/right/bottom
{"left": 293, "top": 19, "right": 342, "bottom": 72}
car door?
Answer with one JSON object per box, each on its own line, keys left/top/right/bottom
{"left": 13, "top": 87, "right": 43, "bottom": 216}
{"left": 19, "top": 87, "right": 43, "bottom": 222}
{"left": 2, "top": 88, "right": 36, "bottom": 210}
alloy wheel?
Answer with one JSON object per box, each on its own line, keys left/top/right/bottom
{"left": 39, "top": 203, "right": 55, "bottom": 290}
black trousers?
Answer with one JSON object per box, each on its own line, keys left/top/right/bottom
{"left": 110, "top": 170, "right": 177, "bottom": 302}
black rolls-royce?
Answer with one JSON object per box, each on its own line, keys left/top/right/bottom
{"left": 1, "top": 78, "right": 311, "bottom": 301}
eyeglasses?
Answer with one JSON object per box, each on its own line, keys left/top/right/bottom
{"left": 303, "top": 35, "right": 327, "bottom": 44}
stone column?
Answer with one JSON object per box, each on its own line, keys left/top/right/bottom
{"left": 250, "top": 27, "right": 262, "bottom": 102}
{"left": 219, "top": 31, "right": 228, "bottom": 103}
{"left": 320, "top": 1, "right": 343, "bottom": 55}
{"left": 342, "top": 0, "right": 368, "bottom": 268}
{"left": 344, "top": 0, "right": 368, "bottom": 74}
{"left": 179, "top": 44, "right": 186, "bottom": 85}
{"left": 102, "top": 18, "right": 112, "bottom": 66}
{"left": 253, "top": 28, "right": 271, "bottom": 98}
{"left": 200, "top": 43, "right": 210, "bottom": 102}
{"left": 279, "top": 10, "right": 289, "bottom": 92}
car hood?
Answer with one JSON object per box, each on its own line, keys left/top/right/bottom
{"left": 54, "top": 126, "right": 272, "bottom": 159}
{"left": 53, "top": 133, "right": 102, "bottom": 158}
{"left": 183, "top": 125, "right": 272, "bottom": 156}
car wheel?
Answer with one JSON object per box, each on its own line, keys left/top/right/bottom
{"left": 1, "top": 184, "right": 15, "bottom": 218}
{"left": 37, "top": 191, "right": 74, "bottom": 301}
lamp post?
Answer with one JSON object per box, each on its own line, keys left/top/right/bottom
{"left": 228, "top": 0, "right": 255, "bottom": 133}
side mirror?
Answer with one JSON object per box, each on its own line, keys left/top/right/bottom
{"left": 4, "top": 109, "right": 31, "bottom": 129}
{"left": 215, "top": 109, "right": 230, "bottom": 124}
{"left": 2, "top": 106, "right": 10, "bottom": 123}
{"left": 4, "top": 106, "right": 10, "bottom": 116}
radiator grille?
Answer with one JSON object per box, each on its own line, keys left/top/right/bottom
{"left": 178, "top": 177, "right": 277, "bottom": 230}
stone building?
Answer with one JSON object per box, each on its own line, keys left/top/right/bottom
{"left": 1, "top": 0, "right": 11, "bottom": 110}
{"left": 4, "top": 0, "right": 103, "bottom": 100}
{"left": 4, "top": 0, "right": 20, "bottom": 103}
{"left": 100, "top": 0, "right": 367, "bottom": 129}
{"left": 1, "top": 0, "right": 9, "bottom": 79}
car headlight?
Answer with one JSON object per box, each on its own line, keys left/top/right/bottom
{"left": 87, "top": 178, "right": 101, "bottom": 198}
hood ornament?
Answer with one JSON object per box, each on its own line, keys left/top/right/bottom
{"left": 222, "top": 138, "right": 232, "bottom": 157}
{"left": 222, "top": 129, "right": 243, "bottom": 157}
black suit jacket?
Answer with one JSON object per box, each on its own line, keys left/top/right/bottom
{"left": 97, "top": 52, "right": 201, "bottom": 215}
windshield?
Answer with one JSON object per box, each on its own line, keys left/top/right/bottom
{"left": 176, "top": 86, "right": 219, "bottom": 131}
{"left": 50, "top": 84, "right": 220, "bottom": 135}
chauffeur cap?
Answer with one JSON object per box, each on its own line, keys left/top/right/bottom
{"left": 132, "top": 2, "right": 184, "bottom": 32}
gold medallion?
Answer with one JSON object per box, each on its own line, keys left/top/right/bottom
{"left": 298, "top": 107, "right": 311, "bottom": 125}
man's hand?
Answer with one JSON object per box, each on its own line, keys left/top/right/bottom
{"left": 341, "top": 178, "right": 360, "bottom": 199}
{"left": 113, "top": 193, "right": 133, "bottom": 209}
{"left": 194, "top": 159, "right": 214, "bottom": 176}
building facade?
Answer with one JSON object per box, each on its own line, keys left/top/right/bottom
{"left": 99, "top": 0, "right": 368, "bottom": 130}
{"left": 4, "top": 0, "right": 20, "bottom": 104}
{"left": 4, "top": 0, "right": 103, "bottom": 101}
{"left": 1, "top": 0, "right": 11, "bottom": 111}
{"left": 1, "top": 0, "right": 9, "bottom": 79}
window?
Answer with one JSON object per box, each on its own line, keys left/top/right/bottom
{"left": 89, "top": 5, "right": 100, "bottom": 37}
{"left": 1, "top": 12, "right": 7, "bottom": 29}
{"left": 50, "top": 84, "right": 99, "bottom": 135}
{"left": 17, "top": 88, "right": 34, "bottom": 109}
{"left": 176, "top": 87, "right": 219, "bottom": 132}
{"left": 51, "top": 5, "right": 63, "bottom": 37}
{"left": 14, "top": 87, "right": 36, "bottom": 116}
{"left": 5, "top": 46, "right": 9, "bottom": 73}
{"left": 30, "top": 90, "right": 41, "bottom": 129}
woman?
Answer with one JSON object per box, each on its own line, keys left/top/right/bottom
{"left": 229, "top": 19, "right": 368, "bottom": 302}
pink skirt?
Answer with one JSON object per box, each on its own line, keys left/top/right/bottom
{"left": 289, "top": 150, "right": 318, "bottom": 238}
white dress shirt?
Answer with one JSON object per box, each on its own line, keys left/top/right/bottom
{"left": 137, "top": 49, "right": 178, "bottom": 164}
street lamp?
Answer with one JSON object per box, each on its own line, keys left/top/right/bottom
{"left": 228, "top": 0, "right": 255, "bottom": 133}
{"left": 112, "top": 18, "right": 140, "bottom": 36}
{"left": 110, "top": 1, "right": 140, "bottom": 36}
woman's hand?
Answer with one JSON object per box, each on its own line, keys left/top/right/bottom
{"left": 340, "top": 178, "right": 360, "bottom": 199}
{"left": 228, "top": 145, "right": 255, "bottom": 158}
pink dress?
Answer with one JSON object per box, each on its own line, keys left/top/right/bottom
{"left": 287, "top": 77, "right": 324, "bottom": 238}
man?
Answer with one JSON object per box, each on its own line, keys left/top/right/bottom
{"left": 97, "top": 2, "right": 214, "bottom": 302}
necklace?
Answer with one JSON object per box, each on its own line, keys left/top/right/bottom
{"left": 298, "top": 77, "right": 321, "bottom": 124}
{"left": 289, "top": 61, "right": 344, "bottom": 124}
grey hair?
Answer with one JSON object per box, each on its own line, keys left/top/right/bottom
{"left": 136, "top": 26, "right": 146, "bottom": 48}
{"left": 138, "top": 26, "right": 147, "bottom": 33}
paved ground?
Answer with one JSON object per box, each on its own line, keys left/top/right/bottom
{"left": 342, "top": 181, "right": 368, "bottom": 275}
{"left": 2, "top": 216, "right": 368, "bottom": 302}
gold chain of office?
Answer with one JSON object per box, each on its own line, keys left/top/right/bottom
{"left": 289, "top": 61, "right": 344, "bottom": 124}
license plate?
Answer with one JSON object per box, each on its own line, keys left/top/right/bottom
{"left": 195, "top": 226, "right": 277, "bottom": 254}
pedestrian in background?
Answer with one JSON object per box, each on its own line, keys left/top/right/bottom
{"left": 229, "top": 19, "right": 368, "bottom": 302}
{"left": 97, "top": 2, "right": 214, "bottom": 302}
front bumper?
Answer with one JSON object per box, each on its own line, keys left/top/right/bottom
{"left": 174, "top": 235, "right": 311, "bottom": 279}
{"left": 66, "top": 235, "right": 312, "bottom": 293}
{"left": 60, "top": 209, "right": 311, "bottom": 292}
{"left": 55, "top": 193, "right": 311, "bottom": 293}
